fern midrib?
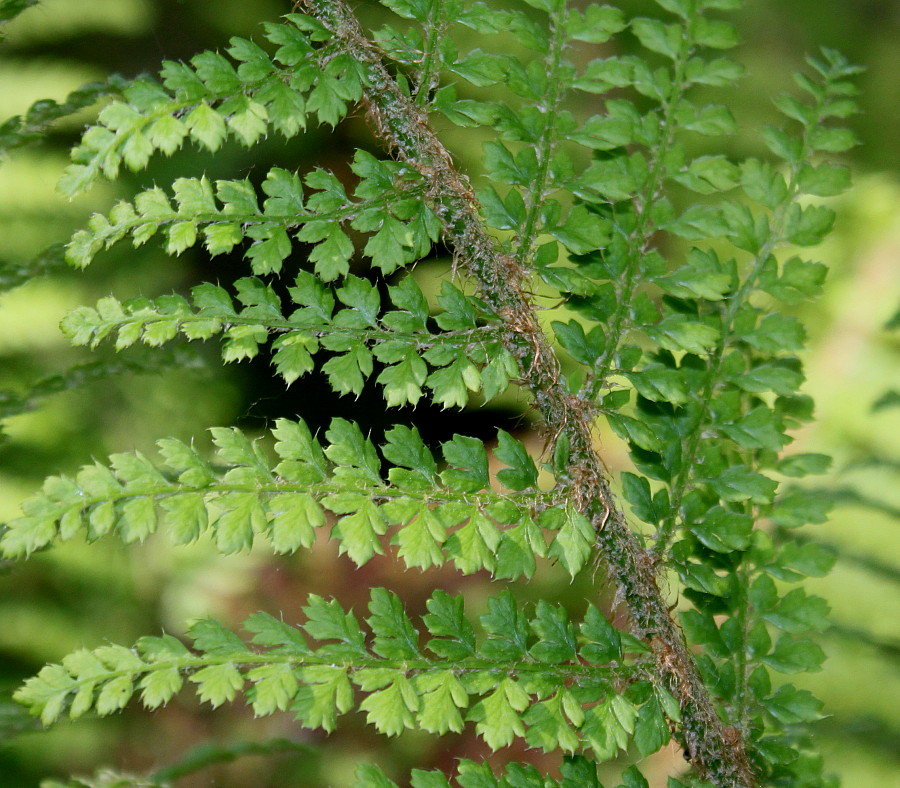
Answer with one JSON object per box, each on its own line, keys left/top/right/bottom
{"left": 511, "top": 0, "right": 568, "bottom": 269}
{"left": 23, "top": 483, "right": 557, "bottom": 517}
{"left": 28, "top": 652, "right": 637, "bottom": 702}
{"left": 86, "top": 313, "right": 501, "bottom": 347}
{"left": 80, "top": 182, "right": 428, "bottom": 245}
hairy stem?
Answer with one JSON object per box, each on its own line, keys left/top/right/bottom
{"left": 296, "top": 0, "right": 756, "bottom": 784}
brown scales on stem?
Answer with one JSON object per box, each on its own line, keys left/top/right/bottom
{"left": 295, "top": 1, "right": 757, "bottom": 784}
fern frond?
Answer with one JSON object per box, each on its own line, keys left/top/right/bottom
{"left": 565, "top": 11, "right": 746, "bottom": 397}
{"left": 0, "top": 346, "right": 208, "bottom": 425}
{"left": 411, "top": 0, "right": 627, "bottom": 279}
{"left": 0, "top": 243, "right": 74, "bottom": 296}
{"left": 38, "top": 754, "right": 629, "bottom": 788}
{"left": 57, "top": 16, "right": 366, "bottom": 197}
{"left": 642, "top": 49, "right": 862, "bottom": 559}
{"left": 350, "top": 755, "right": 639, "bottom": 788}
{"left": 1, "top": 417, "right": 599, "bottom": 577}
{"left": 0, "top": 79, "right": 124, "bottom": 156}
{"left": 16, "top": 588, "right": 650, "bottom": 757}
{"left": 42, "top": 740, "right": 319, "bottom": 786}
{"left": 40, "top": 770, "right": 161, "bottom": 788}
{"left": 60, "top": 273, "right": 517, "bottom": 406}
{"left": 150, "top": 738, "right": 315, "bottom": 785}
{"left": 65, "top": 152, "right": 440, "bottom": 278}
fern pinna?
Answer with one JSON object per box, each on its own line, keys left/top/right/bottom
{"left": 0, "top": 0, "right": 860, "bottom": 786}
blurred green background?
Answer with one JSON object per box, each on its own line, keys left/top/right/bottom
{"left": 0, "top": 0, "right": 897, "bottom": 786}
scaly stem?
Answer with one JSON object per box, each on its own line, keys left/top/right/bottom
{"left": 296, "top": 1, "right": 757, "bottom": 784}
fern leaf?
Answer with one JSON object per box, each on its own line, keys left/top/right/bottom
{"left": 60, "top": 273, "right": 514, "bottom": 405}
{"left": 57, "top": 20, "right": 366, "bottom": 197}
{"left": 1, "top": 417, "right": 573, "bottom": 576}
{"left": 65, "top": 154, "right": 437, "bottom": 278}
{"left": 16, "top": 589, "right": 644, "bottom": 759}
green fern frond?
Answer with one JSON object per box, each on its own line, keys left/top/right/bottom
{"left": 40, "top": 770, "right": 162, "bottom": 788}
{"left": 65, "top": 151, "right": 440, "bottom": 278}
{"left": 60, "top": 273, "right": 517, "bottom": 405}
{"left": 1, "top": 417, "right": 600, "bottom": 576}
{"left": 0, "top": 79, "right": 124, "bottom": 156}
{"left": 0, "top": 346, "right": 208, "bottom": 424}
{"left": 0, "top": 243, "right": 69, "bottom": 294}
{"left": 57, "top": 16, "right": 366, "bottom": 198}
{"left": 16, "top": 588, "right": 650, "bottom": 757}
{"left": 638, "top": 48, "right": 862, "bottom": 562}
{"left": 150, "top": 738, "right": 315, "bottom": 785}
{"left": 350, "top": 755, "right": 636, "bottom": 788}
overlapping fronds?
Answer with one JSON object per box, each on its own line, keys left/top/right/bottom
{"left": 0, "top": 0, "right": 864, "bottom": 786}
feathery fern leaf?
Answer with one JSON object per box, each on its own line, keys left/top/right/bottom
{"left": 16, "top": 588, "right": 650, "bottom": 757}
{"left": 56, "top": 16, "right": 367, "bottom": 197}
{"left": 1, "top": 417, "right": 602, "bottom": 576}
{"left": 65, "top": 152, "right": 440, "bottom": 278}
{"left": 60, "top": 274, "right": 516, "bottom": 405}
